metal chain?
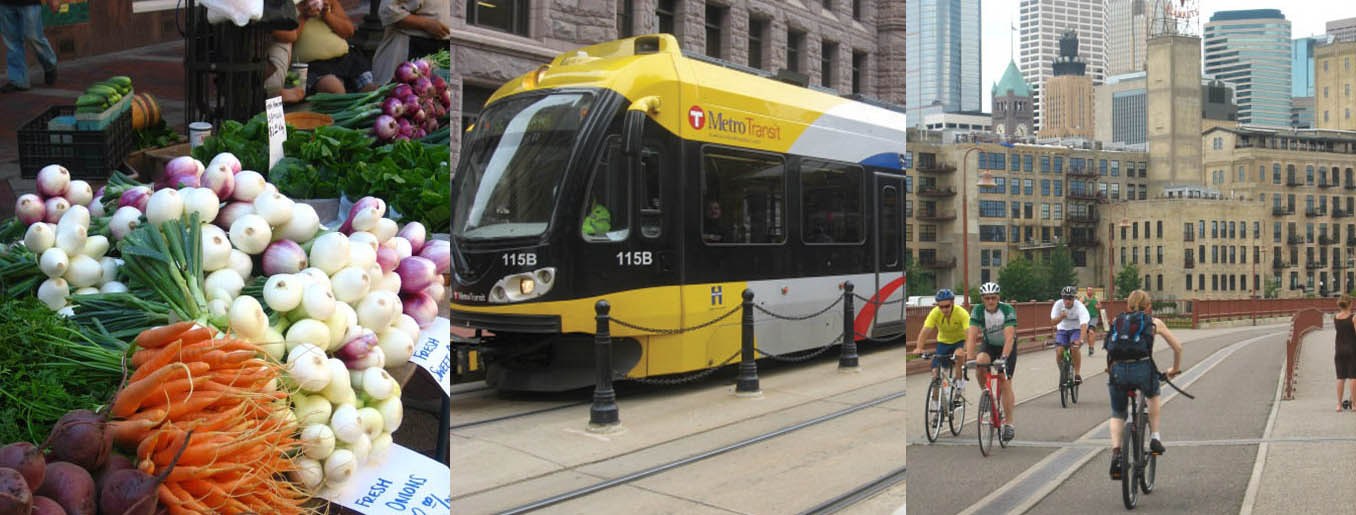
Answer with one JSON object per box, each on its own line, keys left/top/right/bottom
{"left": 609, "top": 304, "right": 742, "bottom": 335}
{"left": 754, "top": 295, "right": 843, "bottom": 321}
{"left": 854, "top": 293, "right": 906, "bottom": 306}
{"left": 755, "top": 334, "right": 843, "bottom": 363}
{"left": 626, "top": 350, "right": 742, "bottom": 386}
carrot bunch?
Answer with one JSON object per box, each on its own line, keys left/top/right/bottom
{"left": 107, "top": 321, "right": 314, "bottom": 514}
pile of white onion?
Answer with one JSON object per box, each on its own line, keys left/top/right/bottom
{"left": 25, "top": 202, "right": 126, "bottom": 314}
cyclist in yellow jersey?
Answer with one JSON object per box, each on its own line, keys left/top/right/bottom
{"left": 910, "top": 289, "right": 970, "bottom": 384}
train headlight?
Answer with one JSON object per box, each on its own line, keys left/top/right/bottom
{"left": 489, "top": 267, "right": 556, "bottom": 303}
{"left": 519, "top": 277, "right": 536, "bottom": 295}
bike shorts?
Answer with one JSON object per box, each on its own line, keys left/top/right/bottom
{"left": 976, "top": 344, "right": 1016, "bottom": 378}
{"left": 932, "top": 341, "right": 963, "bottom": 368}
{"left": 1107, "top": 359, "right": 1160, "bottom": 419}
{"left": 1054, "top": 328, "right": 1082, "bottom": 347}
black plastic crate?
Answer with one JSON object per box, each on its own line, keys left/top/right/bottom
{"left": 18, "top": 105, "right": 134, "bottom": 179}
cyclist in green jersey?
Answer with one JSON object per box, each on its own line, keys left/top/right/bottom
{"left": 967, "top": 282, "right": 1019, "bottom": 442}
{"left": 1085, "top": 286, "right": 1100, "bottom": 356}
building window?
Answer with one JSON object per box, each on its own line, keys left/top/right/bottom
{"left": 787, "top": 30, "right": 805, "bottom": 73}
{"left": 822, "top": 0, "right": 832, "bottom": 9}
{"left": 920, "top": 224, "right": 937, "bottom": 242}
{"left": 979, "top": 200, "right": 1006, "bottom": 217}
{"left": 705, "top": 4, "right": 726, "bottom": 59}
{"left": 748, "top": 17, "right": 767, "bottom": 70}
{"left": 1011, "top": 154, "right": 1021, "bottom": 172}
{"left": 1053, "top": 204, "right": 1062, "bottom": 220}
{"left": 1041, "top": 180, "right": 1050, "bottom": 196}
{"left": 1025, "top": 155, "right": 1034, "bottom": 172}
{"left": 1054, "top": 156, "right": 1063, "bottom": 173}
{"left": 1041, "top": 203, "right": 1050, "bottom": 220}
{"left": 851, "top": 51, "right": 866, "bottom": 93}
{"left": 1157, "top": 246, "right": 1163, "bottom": 264}
{"left": 1111, "top": 160, "right": 1120, "bottom": 177}
{"left": 853, "top": 0, "right": 862, "bottom": 19}
{"left": 980, "top": 225, "right": 1006, "bottom": 242}
{"left": 1186, "top": 274, "right": 1192, "bottom": 291}
{"left": 1041, "top": 156, "right": 1051, "bottom": 173}
{"left": 1054, "top": 181, "right": 1063, "bottom": 197}
{"left": 468, "top": 0, "right": 531, "bottom": 36}
{"left": 821, "top": 41, "right": 837, "bottom": 88}
{"left": 1024, "top": 202, "right": 1033, "bottom": 219}
{"left": 1099, "top": 159, "right": 1108, "bottom": 175}
{"left": 656, "top": 0, "right": 676, "bottom": 34}
{"left": 1157, "top": 275, "right": 1163, "bottom": 291}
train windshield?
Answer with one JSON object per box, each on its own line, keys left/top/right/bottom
{"left": 454, "top": 92, "right": 596, "bottom": 240}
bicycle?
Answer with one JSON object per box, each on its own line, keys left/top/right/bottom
{"left": 919, "top": 352, "right": 967, "bottom": 442}
{"left": 965, "top": 358, "right": 1009, "bottom": 457}
{"left": 1048, "top": 342, "right": 1079, "bottom": 408}
{"left": 1118, "top": 370, "right": 1193, "bottom": 510}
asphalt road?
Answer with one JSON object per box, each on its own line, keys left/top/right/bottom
{"left": 906, "top": 327, "right": 1286, "bottom": 514}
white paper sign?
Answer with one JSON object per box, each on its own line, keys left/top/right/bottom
{"left": 409, "top": 317, "right": 451, "bottom": 396}
{"left": 329, "top": 444, "right": 450, "bottom": 514}
{"left": 265, "top": 96, "right": 287, "bottom": 171}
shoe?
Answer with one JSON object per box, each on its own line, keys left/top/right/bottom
{"left": 1110, "top": 449, "right": 1123, "bottom": 480}
{"left": 1001, "top": 424, "right": 1015, "bottom": 442}
{"left": 1074, "top": 375, "right": 1083, "bottom": 385}
{"left": 0, "top": 83, "right": 29, "bottom": 93}
{"left": 1150, "top": 438, "right": 1165, "bottom": 455}
{"left": 43, "top": 66, "right": 56, "bottom": 86}
{"left": 1344, "top": 400, "right": 1351, "bottom": 411}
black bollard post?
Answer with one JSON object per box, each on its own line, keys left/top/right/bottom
{"left": 840, "top": 281, "right": 860, "bottom": 370}
{"left": 735, "top": 289, "right": 761, "bottom": 396}
{"left": 588, "top": 300, "right": 620, "bottom": 431}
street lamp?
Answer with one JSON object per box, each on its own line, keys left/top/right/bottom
{"left": 960, "top": 145, "right": 997, "bottom": 302}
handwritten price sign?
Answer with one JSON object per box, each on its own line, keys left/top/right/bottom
{"left": 409, "top": 317, "right": 451, "bottom": 396}
{"left": 265, "top": 96, "right": 286, "bottom": 171}
{"left": 329, "top": 444, "right": 451, "bottom": 514}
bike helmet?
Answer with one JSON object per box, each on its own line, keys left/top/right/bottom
{"left": 979, "top": 282, "right": 1001, "bottom": 295}
{"left": 935, "top": 289, "right": 955, "bottom": 301}
{"left": 1061, "top": 285, "right": 1077, "bottom": 297}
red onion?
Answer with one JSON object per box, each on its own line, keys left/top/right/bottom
{"left": 401, "top": 94, "right": 421, "bottom": 110}
{"left": 401, "top": 291, "right": 438, "bottom": 328}
{"left": 441, "top": 88, "right": 452, "bottom": 109}
{"left": 422, "top": 279, "right": 445, "bottom": 303}
{"left": 340, "top": 196, "right": 387, "bottom": 234}
{"left": 422, "top": 117, "right": 440, "bottom": 133}
{"left": 392, "top": 84, "right": 413, "bottom": 99}
{"left": 412, "top": 77, "right": 433, "bottom": 98}
{"left": 208, "top": 152, "right": 243, "bottom": 175}
{"left": 201, "top": 162, "right": 236, "bottom": 200}
{"left": 412, "top": 59, "right": 432, "bottom": 78}
{"left": 262, "top": 239, "right": 308, "bottom": 276}
{"left": 395, "top": 62, "right": 420, "bottom": 83}
{"left": 376, "top": 246, "right": 398, "bottom": 274}
{"left": 396, "top": 256, "right": 437, "bottom": 294}
{"left": 373, "top": 114, "right": 398, "bottom": 142}
{"left": 418, "top": 240, "right": 450, "bottom": 275}
{"left": 410, "top": 108, "right": 427, "bottom": 124}
{"left": 93, "top": 185, "right": 106, "bottom": 204}
{"left": 381, "top": 97, "right": 405, "bottom": 118}
{"left": 336, "top": 330, "right": 378, "bottom": 366}
{"left": 43, "top": 196, "right": 70, "bottom": 223}
{"left": 36, "top": 164, "right": 71, "bottom": 197}
{"left": 396, "top": 222, "right": 426, "bottom": 254}
{"left": 215, "top": 201, "right": 254, "bottom": 230}
{"left": 119, "top": 186, "right": 151, "bottom": 211}
{"left": 162, "top": 156, "right": 203, "bottom": 188}
{"left": 430, "top": 73, "right": 447, "bottom": 93}
{"left": 396, "top": 118, "right": 413, "bottom": 138}
{"left": 15, "top": 194, "right": 45, "bottom": 224}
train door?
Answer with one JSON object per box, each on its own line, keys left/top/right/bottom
{"left": 872, "top": 172, "right": 907, "bottom": 335}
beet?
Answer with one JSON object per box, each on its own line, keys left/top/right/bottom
{"left": 45, "top": 410, "right": 110, "bottom": 471}
{"left": 35, "top": 462, "right": 96, "bottom": 515}
{"left": 0, "top": 466, "right": 33, "bottom": 514}
{"left": 0, "top": 441, "right": 46, "bottom": 496}
{"left": 93, "top": 454, "right": 132, "bottom": 496}
{"left": 100, "top": 431, "right": 192, "bottom": 515}
{"left": 33, "top": 495, "right": 67, "bottom": 515}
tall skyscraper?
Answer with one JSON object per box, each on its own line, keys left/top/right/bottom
{"left": 1293, "top": 36, "right": 1331, "bottom": 97}
{"left": 906, "top": 0, "right": 982, "bottom": 127}
{"left": 1329, "top": 17, "right": 1356, "bottom": 43}
{"left": 1018, "top": 0, "right": 1107, "bottom": 131}
{"left": 1203, "top": 10, "right": 1292, "bottom": 128}
{"left": 1039, "top": 30, "right": 1095, "bottom": 139}
{"left": 1106, "top": 0, "right": 1149, "bottom": 76}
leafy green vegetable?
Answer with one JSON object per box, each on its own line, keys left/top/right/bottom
{"left": 133, "top": 119, "right": 184, "bottom": 151}
{"left": 0, "top": 297, "right": 125, "bottom": 444}
{"left": 340, "top": 139, "right": 451, "bottom": 232}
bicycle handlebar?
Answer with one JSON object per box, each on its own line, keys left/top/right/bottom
{"left": 1157, "top": 371, "right": 1195, "bottom": 399}
{"left": 964, "top": 358, "right": 1007, "bottom": 368}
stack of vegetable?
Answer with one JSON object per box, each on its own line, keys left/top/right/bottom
{"left": 308, "top": 57, "right": 452, "bottom": 144}
{"left": 74, "top": 76, "right": 133, "bottom": 115}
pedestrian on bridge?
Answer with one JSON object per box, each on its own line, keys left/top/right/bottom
{"left": 1333, "top": 295, "right": 1356, "bottom": 411}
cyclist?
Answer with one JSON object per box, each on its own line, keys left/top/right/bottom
{"left": 1107, "top": 289, "right": 1183, "bottom": 480}
{"left": 1084, "top": 286, "right": 1100, "bottom": 356}
{"left": 910, "top": 289, "right": 970, "bottom": 392}
{"left": 967, "top": 282, "right": 1018, "bottom": 442}
{"left": 1050, "top": 285, "right": 1090, "bottom": 385}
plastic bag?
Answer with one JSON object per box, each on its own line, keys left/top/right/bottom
{"left": 202, "top": 0, "right": 264, "bottom": 27}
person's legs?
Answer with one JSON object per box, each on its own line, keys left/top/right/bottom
{"left": 1071, "top": 338, "right": 1083, "bottom": 377}
{"left": 19, "top": 5, "right": 57, "bottom": 76}
{"left": 314, "top": 74, "right": 346, "bottom": 94}
{"left": 1340, "top": 379, "right": 1347, "bottom": 411}
{"left": 1348, "top": 378, "right": 1356, "bottom": 410}
{"left": 0, "top": 5, "right": 29, "bottom": 89}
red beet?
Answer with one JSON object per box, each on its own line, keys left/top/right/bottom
{"left": 93, "top": 454, "right": 132, "bottom": 497}
{"left": 0, "top": 466, "right": 33, "bottom": 514}
{"left": 0, "top": 441, "right": 46, "bottom": 496}
{"left": 45, "top": 410, "right": 110, "bottom": 471}
{"left": 33, "top": 495, "right": 67, "bottom": 514}
{"left": 99, "top": 431, "right": 192, "bottom": 515}
{"left": 35, "top": 462, "right": 95, "bottom": 515}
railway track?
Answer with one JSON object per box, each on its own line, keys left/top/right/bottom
{"left": 799, "top": 464, "right": 909, "bottom": 515}
{"left": 450, "top": 400, "right": 590, "bottom": 431}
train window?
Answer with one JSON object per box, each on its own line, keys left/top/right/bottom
{"left": 639, "top": 148, "right": 662, "bottom": 238}
{"left": 581, "top": 137, "right": 631, "bottom": 242}
{"left": 881, "top": 186, "right": 899, "bottom": 266}
{"left": 701, "top": 146, "right": 787, "bottom": 244}
{"left": 800, "top": 159, "right": 864, "bottom": 244}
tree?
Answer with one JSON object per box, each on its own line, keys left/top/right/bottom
{"left": 905, "top": 257, "right": 935, "bottom": 297}
{"left": 952, "top": 284, "right": 981, "bottom": 306}
{"left": 1045, "top": 244, "right": 1078, "bottom": 297}
{"left": 997, "top": 255, "right": 1043, "bottom": 302}
{"left": 1265, "top": 276, "right": 1281, "bottom": 299}
{"left": 1114, "top": 264, "right": 1141, "bottom": 299}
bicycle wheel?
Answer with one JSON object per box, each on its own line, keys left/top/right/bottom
{"left": 997, "top": 396, "right": 1009, "bottom": 449}
{"left": 925, "top": 377, "right": 943, "bottom": 442}
{"left": 1069, "top": 359, "right": 1080, "bottom": 404}
{"left": 977, "top": 390, "right": 994, "bottom": 457}
{"left": 1122, "top": 405, "right": 1139, "bottom": 509}
{"left": 1140, "top": 397, "right": 1157, "bottom": 493}
{"left": 949, "top": 382, "right": 966, "bottom": 436}
{"left": 1059, "top": 357, "right": 1069, "bottom": 408}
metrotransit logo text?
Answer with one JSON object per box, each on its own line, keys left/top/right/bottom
{"left": 688, "top": 105, "right": 782, "bottom": 140}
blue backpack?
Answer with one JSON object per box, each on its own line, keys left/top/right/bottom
{"left": 1105, "top": 311, "right": 1155, "bottom": 360}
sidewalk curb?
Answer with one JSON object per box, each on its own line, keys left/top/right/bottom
{"left": 1239, "top": 346, "right": 1287, "bottom": 515}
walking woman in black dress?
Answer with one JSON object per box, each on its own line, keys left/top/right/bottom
{"left": 1334, "top": 296, "right": 1356, "bottom": 411}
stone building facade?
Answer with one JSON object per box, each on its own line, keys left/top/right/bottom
{"left": 992, "top": 60, "right": 1035, "bottom": 140}
{"left": 452, "top": 0, "right": 901, "bottom": 166}
{"left": 1315, "top": 41, "right": 1356, "bottom": 131}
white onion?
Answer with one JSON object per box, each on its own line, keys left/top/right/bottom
{"left": 378, "top": 327, "right": 415, "bottom": 364}
{"left": 205, "top": 269, "right": 245, "bottom": 301}
{"left": 232, "top": 170, "right": 267, "bottom": 202}
{"left": 347, "top": 232, "right": 379, "bottom": 254}
{"left": 39, "top": 248, "right": 69, "bottom": 278}
{"left": 395, "top": 314, "right": 421, "bottom": 344}
{"left": 98, "top": 256, "right": 119, "bottom": 285}
{"left": 228, "top": 249, "right": 253, "bottom": 278}
{"left": 38, "top": 277, "right": 69, "bottom": 310}
{"left": 229, "top": 295, "right": 268, "bottom": 339}
{"left": 253, "top": 190, "right": 295, "bottom": 226}
{"left": 109, "top": 206, "right": 142, "bottom": 240}
{"left": 229, "top": 214, "right": 272, "bottom": 254}
{"left": 323, "top": 449, "right": 357, "bottom": 488}
{"left": 145, "top": 188, "right": 184, "bottom": 226}
{"left": 201, "top": 227, "right": 232, "bottom": 272}
{"left": 65, "top": 255, "right": 102, "bottom": 288}
{"left": 356, "top": 290, "right": 399, "bottom": 330}
{"left": 80, "top": 234, "right": 109, "bottom": 258}
{"left": 374, "top": 270, "right": 402, "bottom": 293}
{"left": 99, "top": 281, "right": 129, "bottom": 294}
{"left": 264, "top": 274, "right": 304, "bottom": 312}
{"left": 330, "top": 267, "right": 371, "bottom": 304}
{"left": 300, "top": 424, "right": 337, "bottom": 460}
{"left": 54, "top": 222, "right": 86, "bottom": 256}
{"left": 347, "top": 240, "right": 377, "bottom": 270}
{"left": 63, "top": 179, "right": 93, "bottom": 206}
{"left": 369, "top": 432, "right": 393, "bottom": 464}
{"left": 36, "top": 164, "right": 70, "bottom": 197}
{"left": 289, "top": 458, "right": 324, "bottom": 490}
{"left": 182, "top": 187, "right": 221, "bottom": 224}
{"left": 58, "top": 204, "right": 90, "bottom": 231}
{"left": 23, "top": 223, "right": 55, "bottom": 253}
{"left": 43, "top": 196, "right": 70, "bottom": 224}
{"left": 278, "top": 203, "right": 321, "bottom": 242}
{"left": 327, "top": 303, "right": 356, "bottom": 349}
{"left": 301, "top": 284, "right": 337, "bottom": 320}
{"left": 372, "top": 217, "right": 398, "bottom": 242}
{"left": 74, "top": 286, "right": 99, "bottom": 296}
{"left": 309, "top": 232, "right": 351, "bottom": 274}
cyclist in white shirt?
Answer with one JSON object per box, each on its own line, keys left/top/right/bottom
{"left": 1050, "top": 285, "right": 1091, "bottom": 384}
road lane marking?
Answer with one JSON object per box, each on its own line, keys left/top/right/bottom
{"left": 955, "top": 331, "right": 1284, "bottom": 515}
{"left": 1240, "top": 331, "right": 1289, "bottom": 515}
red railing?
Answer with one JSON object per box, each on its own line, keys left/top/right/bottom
{"left": 1283, "top": 308, "right": 1325, "bottom": 400}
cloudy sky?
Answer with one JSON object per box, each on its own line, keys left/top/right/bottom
{"left": 979, "top": 1, "right": 1356, "bottom": 112}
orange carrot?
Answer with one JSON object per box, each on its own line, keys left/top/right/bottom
{"left": 133, "top": 321, "right": 196, "bottom": 348}
{"left": 109, "top": 418, "right": 160, "bottom": 450}
{"left": 129, "top": 338, "right": 183, "bottom": 383}
{"left": 112, "top": 362, "right": 210, "bottom": 417}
